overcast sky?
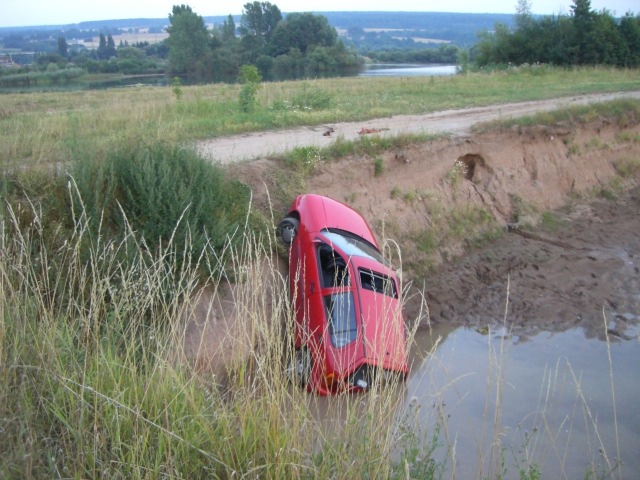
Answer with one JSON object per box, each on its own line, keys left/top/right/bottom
{"left": 1, "top": 0, "right": 638, "bottom": 28}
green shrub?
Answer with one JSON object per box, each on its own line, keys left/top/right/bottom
{"left": 70, "top": 142, "right": 251, "bottom": 273}
{"left": 284, "top": 146, "right": 323, "bottom": 174}
{"left": 291, "top": 82, "right": 332, "bottom": 111}
{"left": 238, "top": 65, "right": 262, "bottom": 113}
{"left": 613, "top": 156, "right": 640, "bottom": 178}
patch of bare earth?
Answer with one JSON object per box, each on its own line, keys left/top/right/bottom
{"left": 233, "top": 119, "right": 640, "bottom": 340}
{"left": 183, "top": 101, "right": 640, "bottom": 374}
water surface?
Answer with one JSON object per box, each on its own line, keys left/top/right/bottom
{"left": 406, "top": 324, "right": 640, "bottom": 479}
{"left": 359, "top": 64, "right": 457, "bottom": 77}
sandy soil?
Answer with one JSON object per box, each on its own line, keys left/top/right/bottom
{"left": 184, "top": 92, "right": 640, "bottom": 374}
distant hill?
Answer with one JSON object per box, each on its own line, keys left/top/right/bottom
{"left": 1, "top": 11, "right": 514, "bottom": 40}
{"left": 0, "top": 11, "right": 516, "bottom": 55}
{"left": 321, "top": 11, "right": 515, "bottom": 45}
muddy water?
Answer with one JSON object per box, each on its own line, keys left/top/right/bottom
{"left": 407, "top": 324, "right": 640, "bottom": 479}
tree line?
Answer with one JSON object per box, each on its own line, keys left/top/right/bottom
{"left": 166, "top": 2, "right": 361, "bottom": 82}
{"left": 473, "top": 0, "right": 640, "bottom": 67}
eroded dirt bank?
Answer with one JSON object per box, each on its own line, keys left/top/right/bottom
{"left": 231, "top": 117, "right": 640, "bottom": 341}
{"left": 414, "top": 184, "right": 640, "bottom": 341}
{"left": 183, "top": 102, "right": 640, "bottom": 375}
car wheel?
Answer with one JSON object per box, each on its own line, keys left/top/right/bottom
{"left": 277, "top": 217, "right": 299, "bottom": 247}
{"left": 286, "top": 348, "right": 311, "bottom": 388}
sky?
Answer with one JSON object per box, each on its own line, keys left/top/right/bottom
{"left": 1, "top": 0, "right": 638, "bottom": 28}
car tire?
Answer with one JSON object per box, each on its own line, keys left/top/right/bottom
{"left": 277, "top": 217, "right": 299, "bottom": 247}
{"left": 287, "top": 348, "right": 311, "bottom": 388}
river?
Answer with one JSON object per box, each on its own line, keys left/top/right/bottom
{"left": 358, "top": 64, "right": 457, "bottom": 77}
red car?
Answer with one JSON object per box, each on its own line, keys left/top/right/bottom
{"left": 277, "top": 194, "right": 409, "bottom": 395}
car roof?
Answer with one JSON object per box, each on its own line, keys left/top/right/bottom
{"left": 290, "top": 194, "right": 379, "bottom": 247}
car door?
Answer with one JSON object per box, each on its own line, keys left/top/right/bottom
{"left": 315, "top": 242, "right": 364, "bottom": 379}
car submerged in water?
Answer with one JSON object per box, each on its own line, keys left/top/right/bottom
{"left": 276, "top": 194, "right": 408, "bottom": 395}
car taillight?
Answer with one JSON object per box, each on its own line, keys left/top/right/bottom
{"left": 325, "top": 372, "right": 335, "bottom": 389}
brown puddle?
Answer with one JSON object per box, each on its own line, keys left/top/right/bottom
{"left": 405, "top": 324, "right": 640, "bottom": 479}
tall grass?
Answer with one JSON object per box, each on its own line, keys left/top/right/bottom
{"left": 0, "top": 183, "right": 436, "bottom": 478}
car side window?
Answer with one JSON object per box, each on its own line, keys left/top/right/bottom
{"left": 324, "top": 292, "right": 357, "bottom": 348}
{"left": 318, "top": 243, "right": 349, "bottom": 288}
{"left": 359, "top": 268, "right": 398, "bottom": 298}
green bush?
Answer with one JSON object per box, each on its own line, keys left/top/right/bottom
{"left": 70, "top": 142, "right": 252, "bottom": 273}
{"left": 238, "top": 64, "right": 261, "bottom": 112}
{"left": 291, "top": 83, "right": 332, "bottom": 110}
{"left": 284, "top": 146, "right": 323, "bottom": 174}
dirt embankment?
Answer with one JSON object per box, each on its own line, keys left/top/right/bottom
{"left": 183, "top": 96, "right": 640, "bottom": 376}
{"left": 232, "top": 114, "right": 640, "bottom": 342}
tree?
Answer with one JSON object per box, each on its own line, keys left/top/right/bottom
{"left": 240, "top": 1, "right": 282, "bottom": 50}
{"left": 97, "top": 33, "right": 108, "bottom": 60}
{"left": 515, "top": 0, "right": 533, "bottom": 29}
{"left": 619, "top": 13, "right": 640, "bottom": 66}
{"left": 269, "top": 12, "right": 337, "bottom": 56}
{"left": 57, "top": 37, "right": 68, "bottom": 58}
{"left": 166, "top": 5, "right": 213, "bottom": 81}
{"left": 222, "top": 14, "right": 237, "bottom": 42}
{"left": 590, "top": 11, "right": 624, "bottom": 65}
{"left": 106, "top": 34, "right": 117, "bottom": 59}
{"left": 570, "top": 0, "right": 595, "bottom": 64}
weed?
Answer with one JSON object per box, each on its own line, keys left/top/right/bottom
{"left": 403, "top": 189, "right": 418, "bottom": 203}
{"left": 510, "top": 194, "right": 538, "bottom": 225}
{"left": 613, "top": 156, "right": 640, "bottom": 178}
{"left": 597, "top": 176, "right": 624, "bottom": 200}
{"left": 446, "top": 160, "right": 468, "bottom": 188}
{"left": 344, "top": 191, "right": 359, "bottom": 204}
{"left": 374, "top": 156, "right": 385, "bottom": 176}
{"left": 540, "top": 211, "right": 565, "bottom": 231}
{"left": 567, "top": 143, "right": 581, "bottom": 155}
{"left": 473, "top": 98, "right": 640, "bottom": 135}
{"left": 284, "top": 145, "right": 323, "bottom": 174}
{"left": 171, "top": 76, "right": 183, "bottom": 100}
{"left": 292, "top": 82, "right": 332, "bottom": 110}
{"left": 586, "top": 136, "right": 608, "bottom": 150}
{"left": 615, "top": 130, "right": 640, "bottom": 143}
{"left": 416, "top": 229, "right": 438, "bottom": 254}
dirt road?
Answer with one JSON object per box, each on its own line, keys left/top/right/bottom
{"left": 197, "top": 91, "right": 640, "bottom": 163}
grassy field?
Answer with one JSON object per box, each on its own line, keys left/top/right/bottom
{"left": 1, "top": 65, "right": 639, "bottom": 169}
{"left": 1, "top": 67, "right": 639, "bottom": 478}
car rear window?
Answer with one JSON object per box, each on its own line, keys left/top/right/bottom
{"left": 324, "top": 292, "right": 357, "bottom": 348}
{"left": 359, "top": 268, "right": 398, "bottom": 299}
{"left": 322, "top": 229, "right": 386, "bottom": 265}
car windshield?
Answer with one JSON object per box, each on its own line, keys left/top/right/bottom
{"left": 322, "top": 229, "right": 386, "bottom": 265}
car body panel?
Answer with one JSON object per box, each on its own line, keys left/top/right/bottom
{"left": 281, "top": 194, "right": 409, "bottom": 395}
{"left": 289, "top": 194, "right": 378, "bottom": 246}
